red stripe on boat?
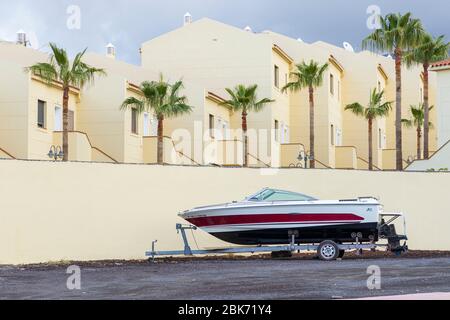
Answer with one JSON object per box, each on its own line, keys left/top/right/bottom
{"left": 186, "top": 213, "right": 364, "bottom": 227}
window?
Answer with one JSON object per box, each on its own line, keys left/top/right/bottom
{"left": 274, "top": 65, "right": 280, "bottom": 88}
{"left": 209, "top": 114, "right": 215, "bottom": 138}
{"left": 331, "top": 124, "right": 335, "bottom": 146}
{"left": 131, "top": 108, "right": 138, "bottom": 134}
{"left": 274, "top": 120, "right": 279, "bottom": 142}
{"left": 54, "top": 106, "right": 62, "bottom": 131}
{"left": 37, "top": 100, "right": 46, "bottom": 128}
{"left": 143, "top": 113, "right": 150, "bottom": 136}
{"left": 330, "top": 74, "right": 334, "bottom": 95}
{"left": 336, "top": 128, "right": 342, "bottom": 146}
{"left": 248, "top": 189, "right": 317, "bottom": 202}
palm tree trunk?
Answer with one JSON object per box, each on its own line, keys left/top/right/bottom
{"left": 368, "top": 118, "right": 373, "bottom": 171}
{"left": 242, "top": 111, "right": 248, "bottom": 167}
{"left": 395, "top": 49, "right": 403, "bottom": 171}
{"left": 423, "top": 63, "right": 430, "bottom": 159}
{"left": 62, "top": 86, "right": 69, "bottom": 161}
{"left": 309, "top": 86, "right": 315, "bottom": 169}
{"left": 157, "top": 115, "right": 164, "bottom": 165}
{"left": 417, "top": 126, "right": 422, "bottom": 160}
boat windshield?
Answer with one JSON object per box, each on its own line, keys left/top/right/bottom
{"left": 247, "top": 189, "right": 317, "bottom": 202}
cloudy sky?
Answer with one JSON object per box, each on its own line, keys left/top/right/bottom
{"left": 0, "top": 0, "right": 448, "bottom": 64}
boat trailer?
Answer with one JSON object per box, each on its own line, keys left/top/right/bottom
{"left": 146, "top": 213, "right": 408, "bottom": 261}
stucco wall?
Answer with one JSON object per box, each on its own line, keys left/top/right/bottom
{"left": 435, "top": 69, "right": 450, "bottom": 147}
{"left": 1, "top": 159, "right": 450, "bottom": 265}
{"left": 406, "top": 141, "right": 450, "bottom": 171}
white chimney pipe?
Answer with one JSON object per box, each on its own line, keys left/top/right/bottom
{"left": 16, "top": 30, "right": 27, "bottom": 46}
{"left": 106, "top": 43, "right": 116, "bottom": 59}
{"left": 184, "top": 12, "right": 192, "bottom": 26}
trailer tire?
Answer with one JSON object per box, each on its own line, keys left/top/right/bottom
{"left": 318, "top": 241, "right": 340, "bottom": 261}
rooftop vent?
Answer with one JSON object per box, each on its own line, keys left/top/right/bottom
{"left": 16, "top": 29, "right": 27, "bottom": 46}
{"left": 244, "top": 26, "right": 252, "bottom": 32}
{"left": 106, "top": 43, "right": 116, "bottom": 59}
{"left": 343, "top": 42, "right": 355, "bottom": 52}
{"left": 184, "top": 12, "right": 192, "bottom": 26}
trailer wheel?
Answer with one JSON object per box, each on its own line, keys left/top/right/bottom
{"left": 318, "top": 241, "right": 340, "bottom": 261}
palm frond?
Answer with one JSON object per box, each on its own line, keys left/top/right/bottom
{"left": 401, "top": 119, "right": 413, "bottom": 128}
{"left": 346, "top": 88, "right": 392, "bottom": 120}
{"left": 363, "top": 12, "right": 425, "bottom": 56}
{"left": 222, "top": 84, "right": 273, "bottom": 114}
{"left": 345, "top": 103, "right": 365, "bottom": 117}
{"left": 25, "top": 63, "right": 58, "bottom": 83}
{"left": 282, "top": 60, "right": 328, "bottom": 93}
{"left": 120, "top": 97, "right": 146, "bottom": 113}
{"left": 27, "top": 43, "right": 106, "bottom": 89}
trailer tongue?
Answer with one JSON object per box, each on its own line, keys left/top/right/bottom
{"left": 146, "top": 212, "right": 408, "bottom": 261}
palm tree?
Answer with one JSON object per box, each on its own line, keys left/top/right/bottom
{"left": 221, "top": 84, "right": 274, "bottom": 167}
{"left": 405, "top": 34, "right": 449, "bottom": 159}
{"left": 345, "top": 89, "right": 393, "bottom": 170}
{"left": 402, "top": 103, "right": 434, "bottom": 160}
{"left": 282, "top": 60, "right": 328, "bottom": 169}
{"left": 363, "top": 13, "right": 424, "bottom": 171}
{"left": 121, "top": 75, "right": 193, "bottom": 164}
{"left": 26, "top": 43, "right": 105, "bottom": 161}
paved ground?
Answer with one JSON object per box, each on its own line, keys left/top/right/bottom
{"left": 1, "top": 256, "right": 450, "bottom": 300}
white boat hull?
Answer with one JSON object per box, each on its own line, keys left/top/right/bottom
{"left": 181, "top": 199, "right": 381, "bottom": 245}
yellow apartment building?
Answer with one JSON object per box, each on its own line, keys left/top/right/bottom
{"left": 141, "top": 18, "right": 303, "bottom": 168}
{"left": 0, "top": 41, "right": 95, "bottom": 162}
{"left": 0, "top": 16, "right": 440, "bottom": 170}
{"left": 81, "top": 51, "right": 242, "bottom": 166}
{"left": 407, "top": 59, "right": 450, "bottom": 171}
{"left": 0, "top": 41, "right": 235, "bottom": 166}
{"left": 141, "top": 17, "right": 438, "bottom": 169}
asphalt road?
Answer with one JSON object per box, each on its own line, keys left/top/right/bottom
{"left": 1, "top": 257, "right": 450, "bottom": 300}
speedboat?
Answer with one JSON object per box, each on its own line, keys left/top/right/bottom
{"left": 179, "top": 188, "right": 383, "bottom": 245}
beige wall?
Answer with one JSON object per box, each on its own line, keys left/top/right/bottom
{"left": 53, "top": 132, "right": 92, "bottom": 162}
{"left": 335, "top": 146, "right": 357, "bottom": 169}
{"left": 433, "top": 69, "right": 450, "bottom": 147}
{"left": 406, "top": 141, "right": 450, "bottom": 171}
{"left": 1, "top": 159, "right": 450, "bottom": 265}
{"left": 0, "top": 59, "right": 29, "bottom": 159}
{"left": 279, "top": 143, "right": 306, "bottom": 168}
{"left": 27, "top": 78, "right": 79, "bottom": 160}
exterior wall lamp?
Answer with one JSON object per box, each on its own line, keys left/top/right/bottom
{"left": 48, "top": 145, "right": 64, "bottom": 161}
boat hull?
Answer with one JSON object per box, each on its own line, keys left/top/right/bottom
{"left": 209, "top": 222, "right": 379, "bottom": 245}
{"left": 182, "top": 199, "right": 381, "bottom": 245}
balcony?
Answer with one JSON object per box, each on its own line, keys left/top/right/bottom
{"left": 335, "top": 146, "right": 357, "bottom": 169}
{"left": 143, "top": 136, "right": 200, "bottom": 165}
{"left": 53, "top": 131, "right": 117, "bottom": 163}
